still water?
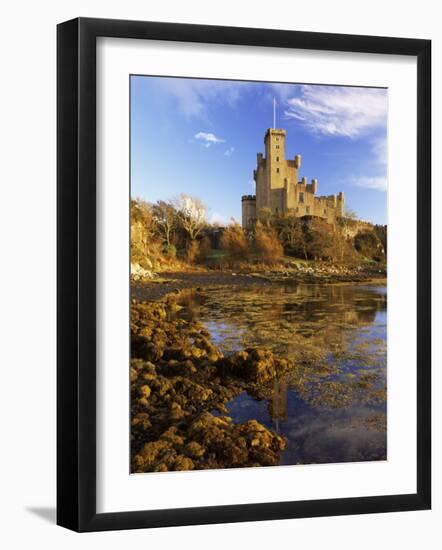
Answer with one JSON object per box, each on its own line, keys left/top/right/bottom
{"left": 179, "top": 283, "right": 387, "bottom": 465}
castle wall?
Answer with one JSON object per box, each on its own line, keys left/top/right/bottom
{"left": 246, "top": 127, "right": 345, "bottom": 228}
{"left": 339, "top": 219, "right": 374, "bottom": 239}
{"left": 241, "top": 196, "right": 256, "bottom": 229}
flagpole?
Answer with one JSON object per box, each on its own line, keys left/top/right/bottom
{"left": 273, "top": 97, "right": 276, "bottom": 129}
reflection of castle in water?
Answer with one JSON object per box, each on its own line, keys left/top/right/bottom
{"left": 177, "top": 283, "right": 387, "bottom": 376}
{"left": 269, "top": 380, "right": 288, "bottom": 426}
{"left": 279, "top": 283, "right": 385, "bottom": 326}
{"left": 177, "top": 284, "right": 386, "bottom": 464}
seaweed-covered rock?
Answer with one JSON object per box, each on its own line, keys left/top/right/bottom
{"left": 187, "top": 412, "right": 286, "bottom": 468}
{"left": 132, "top": 412, "right": 286, "bottom": 473}
{"left": 218, "top": 348, "right": 291, "bottom": 384}
{"left": 130, "top": 299, "right": 288, "bottom": 473}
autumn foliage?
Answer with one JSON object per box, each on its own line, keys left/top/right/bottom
{"left": 254, "top": 222, "right": 284, "bottom": 264}
{"left": 131, "top": 195, "right": 386, "bottom": 271}
{"left": 220, "top": 222, "right": 249, "bottom": 260}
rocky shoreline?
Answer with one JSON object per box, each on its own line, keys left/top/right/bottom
{"left": 131, "top": 270, "right": 387, "bottom": 472}
{"left": 131, "top": 298, "right": 290, "bottom": 472}
{"left": 132, "top": 265, "right": 387, "bottom": 302}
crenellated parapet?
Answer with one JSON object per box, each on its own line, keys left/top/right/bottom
{"left": 241, "top": 195, "right": 257, "bottom": 229}
{"left": 243, "top": 127, "right": 345, "bottom": 227}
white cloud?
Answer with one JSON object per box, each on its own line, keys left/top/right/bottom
{"left": 284, "top": 85, "right": 388, "bottom": 138}
{"left": 352, "top": 176, "right": 387, "bottom": 191}
{"left": 194, "top": 132, "right": 225, "bottom": 148}
{"left": 209, "top": 212, "right": 228, "bottom": 225}
{"left": 224, "top": 146, "right": 235, "bottom": 157}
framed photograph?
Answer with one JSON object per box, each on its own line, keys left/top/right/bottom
{"left": 57, "top": 17, "right": 431, "bottom": 532}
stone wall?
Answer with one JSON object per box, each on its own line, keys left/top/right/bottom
{"left": 241, "top": 195, "right": 257, "bottom": 229}
{"left": 243, "top": 127, "right": 345, "bottom": 228}
{"left": 339, "top": 219, "right": 375, "bottom": 239}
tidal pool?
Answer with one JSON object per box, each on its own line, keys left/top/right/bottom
{"left": 178, "top": 282, "right": 387, "bottom": 466}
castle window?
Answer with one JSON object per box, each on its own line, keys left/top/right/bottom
{"left": 276, "top": 156, "right": 279, "bottom": 162}
{"left": 299, "top": 192, "right": 304, "bottom": 203}
{"left": 276, "top": 144, "right": 280, "bottom": 149}
{"left": 276, "top": 167, "right": 280, "bottom": 174}
{"left": 306, "top": 206, "right": 310, "bottom": 214}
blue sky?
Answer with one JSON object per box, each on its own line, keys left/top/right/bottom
{"left": 130, "top": 76, "right": 388, "bottom": 225}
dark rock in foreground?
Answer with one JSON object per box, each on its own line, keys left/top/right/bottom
{"left": 130, "top": 298, "right": 287, "bottom": 473}
{"left": 217, "top": 348, "right": 292, "bottom": 385}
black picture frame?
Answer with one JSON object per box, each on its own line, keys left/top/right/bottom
{"left": 57, "top": 17, "right": 431, "bottom": 532}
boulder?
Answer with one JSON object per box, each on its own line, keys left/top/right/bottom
{"left": 218, "top": 348, "right": 291, "bottom": 384}
{"left": 131, "top": 262, "right": 154, "bottom": 281}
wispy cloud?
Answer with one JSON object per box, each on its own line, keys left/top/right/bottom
{"left": 350, "top": 135, "right": 387, "bottom": 192}
{"left": 284, "top": 85, "right": 388, "bottom": 138}
{"left": 156, "top": 78, "right": 246, "bottom": 119}
{"left": 269, "top": 83, "right": 294, "bottom": 104}
{"left": 372, "top": 135, "right": 387, "bottom": 166}
{"left": 194, "top": 132, "right": 225, "bottom": 148}
{"left": 224, "top": 146, "right": 235, "bottom": 157}
{"left": 351, "top": 176, "right": 387, "bottom": 191}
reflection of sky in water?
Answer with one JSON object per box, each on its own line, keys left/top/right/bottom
{"left": 179, "top": 283, "right": 387, "bottom": 465}
{"left": 223, "top": 391, "right": 386, "bottom": 465}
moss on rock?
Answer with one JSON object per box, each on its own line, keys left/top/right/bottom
{"left": 130, "top": 298, "right": 288, "bottom": 473}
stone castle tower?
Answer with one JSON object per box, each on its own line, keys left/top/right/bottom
{"left": 242, "top": 128, "right": 344, "bottom": 229}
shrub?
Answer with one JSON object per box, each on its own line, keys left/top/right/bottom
{"left": 354, "top": 231, "right": 385, "bottom": 261}
{"left": 274, "top": 213, "right": 305, "bottom": 256}
{"left": 220, "top": 223, "right": 249, "bottom": 260}
{"left": 301, "top": 218, "right": 335, "bottom": 260}
{"left": 254, "top": 222, "right": 283, "bottom": 264}
{"left": 374, "top": 224, "right": 387, "bottom": 254}
{"left": 257, "top": 207, "right": 273, "bottom": 227}
{"left": 185, "top": 240, "right": 200, "bottom": 264}
{"left": 197, "top": 236, "right": 212, "bottom": 263}
{"left": 163, "top": 244, "right": 177, "bottom": 258}
{"left": 130, "top": 199, "right": 160, "bottom": 269}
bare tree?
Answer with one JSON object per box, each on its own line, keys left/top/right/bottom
{"left": 277, "top": 213, "right": 304, "bottom": 250}
{"left": 152, "top": 200, "right": 177, "bottom": 246}
{"left": 174, "top": 194, "right": 207, "bottom": 241}
{"left": 343, "top": 207, "right": 358, "bottom": 221}
{"left": 303, "top": 217, "right": 335, "bottom": 261}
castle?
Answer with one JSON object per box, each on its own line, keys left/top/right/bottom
{"left": 242, "top": 128, "right": 345, "bottom": 229}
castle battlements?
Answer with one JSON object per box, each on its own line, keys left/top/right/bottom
{"left": 242, "top": 127, "right": 345, "bottom": 229}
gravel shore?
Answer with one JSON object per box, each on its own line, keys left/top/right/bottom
{"left": 132, "top": 269, "right": 387, "bottom": 302}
